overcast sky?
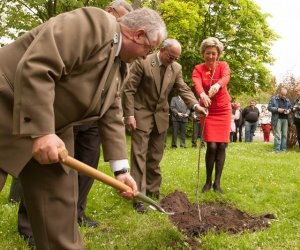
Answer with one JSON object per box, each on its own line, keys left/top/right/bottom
{"left": 254, "top": 0, "right": 300, "bottom": 81}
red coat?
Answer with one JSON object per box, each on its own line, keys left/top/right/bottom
{"left": 192, "top": 61, "right": 231, "bottom": 142}
{"left": 192, "top": 61, "right": 231, "bottom": 109}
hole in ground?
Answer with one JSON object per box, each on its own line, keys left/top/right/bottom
{"left": 160, "top": 190, "right": 275, "bottom": 249}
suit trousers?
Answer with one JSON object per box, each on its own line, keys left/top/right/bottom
{"left": 17, "top": 124, "right": 101, "bottom": 240}
{"left": 19, "top": 159, "right": 84, "bottom": 250}
{"left": 130, "top": 125, "right": 164, "bottom": 195}
{"left": 74, "top": 124, "right": 101, "bottom": 218}
{"left": 171, "top": 121, "right": 187, "bottom": 147}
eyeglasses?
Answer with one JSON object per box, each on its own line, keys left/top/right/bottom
{"left": 121, "top": 30, "right": 154, "bottom": 55}
{"left": 166, "top": 50, "right": 179, "bottom": 61}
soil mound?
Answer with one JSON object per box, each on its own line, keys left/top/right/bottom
{"left": 160, "top": 190, "right": 275, "bottom": 248}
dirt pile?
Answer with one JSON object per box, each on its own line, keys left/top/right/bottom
{"left": 160, "top": 190, "right": 275, "bottom": 248}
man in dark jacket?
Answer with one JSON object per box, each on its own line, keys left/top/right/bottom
{"left": 170, "top": 95, "right": 190, "bottom": 148}
{"left": 242, "top": 100, "right": 260, "bottom": 142}
{"left": 268, "top": 87, "right": 292, "bottom": 153}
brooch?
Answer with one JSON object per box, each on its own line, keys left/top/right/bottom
{"left": 151, "top": 59, "right": 156, "bottom": 67}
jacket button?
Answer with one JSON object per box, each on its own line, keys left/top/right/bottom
{"left": 24, "top": 117, "right": 31, "bottom": 122}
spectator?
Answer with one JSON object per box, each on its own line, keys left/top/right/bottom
{"left": 293, "top": 84, "right": 300, "bottom": 149}
{"left": 191, "top": 111, "right": 205, "bottom": 148}
{"left": 242, "top": 100, "right": 260, "bottom": 142}
{"left": 170, "top": 95, "right": 190, "bottom": 148}
{"left": 230, "top": 109, "right": 236, "bottom": 142}
{"left": 192, "top": 37, "right": 231, "bottom": 194}
{"left": 259, "top": 105, "right": 272, "bottom": 142}
{"left": 232, "top": 103, "right": 243, "bottom": 142}
{"left": 268, "top": 87, "right": 292, "bottom": 153}
{"left": 122, "top": 39, "right": 206, "bottom": 213}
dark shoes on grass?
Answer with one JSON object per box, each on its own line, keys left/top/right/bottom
{"left": 133, "top": 201, "right": 148, "bottom": 214}
{"left": 202, "top": 182, "right": 223, "bottom": 194}
{"left": 78, "top": 215, "right": 99, "bottom": 228}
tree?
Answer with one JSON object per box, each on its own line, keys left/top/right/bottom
{"left": 1, "top": 0, "right": 278, "bottom": 99}
{"left": 0, "top": 0, "right": 110, "bottom": 40}
{"left": 158, "top": 0, "right": 278, "bottom": 98}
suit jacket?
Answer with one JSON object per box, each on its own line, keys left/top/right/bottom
{"left": 170, "top": 96, "right": 190, "bottom": 122}
{"left": 122, "top": 53, "right": 198, "bottom": 134}
{"left": 0, "top": 7, "right": 128, "bottom": 188}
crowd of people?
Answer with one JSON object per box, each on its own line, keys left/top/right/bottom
{"left": 0, "top": 1, "right": 299, "bottom": 249}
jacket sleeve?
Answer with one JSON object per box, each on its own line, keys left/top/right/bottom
{"left": 286, "top": 99, "right": 292, "bottom": 112}
{"left": 98, "top": 96, "right": 128, "bottom": 161}
{"left": 173, "top": 66, "right": 198, "bottom": 109}
{"left": 122, "top": 58, "right": 144, "bottom": 117}
{"left": 192, "top": 66, "right": 204, "bottom": 96}
{"left": 170, "top": 97, "right": 179, "bottom": 115}
{"left": 217, "top": 62, "right": 231, "bottom": 88}
{"left": 268, "top": 96, "right": 278, "bottom": 113}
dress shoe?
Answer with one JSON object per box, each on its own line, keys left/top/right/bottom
{"left": 133, "top": 201, "right": 148, "bottom": 214}
{"left": 201, "top": 182, "right": 212, "bottom": 193}
{"left": 78, "top": 215, "right": 99, "bottom": 228}
{"left": 213, "top": 183, "right": 223, "bottom": 194}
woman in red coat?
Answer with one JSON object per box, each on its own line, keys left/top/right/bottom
{"left": 192, "top": 37, "right": 231, "bottom": 194}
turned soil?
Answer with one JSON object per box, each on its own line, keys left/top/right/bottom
{"left": 160, "top": 190, "right": 275, "bottom": 249}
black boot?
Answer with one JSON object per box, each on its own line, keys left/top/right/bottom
{"left": 213, "top": 182, "right": 223, "bottom": 194}
{"left": 201, "top": 181, "right": 212, "bottom": 192}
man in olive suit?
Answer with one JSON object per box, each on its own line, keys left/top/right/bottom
{"left": 122, "top": 39, "right": 207, "bottom": 213}
{"left": 0, "top": 7, "right": 166, "bottom": 249}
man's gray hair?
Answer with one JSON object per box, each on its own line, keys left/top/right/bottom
{"left": 162, "top": 38, "right": 181, "bottom": 49}
{"left": 200, "top": 37, "right": 224, "bottom": 56}
{"left": 118, "top": 7, "right": 167, "bottom": 43}
{"left": 107, "top": 0, "right": 133, "bottom": 12}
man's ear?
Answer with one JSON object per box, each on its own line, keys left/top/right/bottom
{"left": 133, "top": 29, "right": 145, "bottom": 40}
{"left": 106, "top": 6, "right": 113, "bottom": 14}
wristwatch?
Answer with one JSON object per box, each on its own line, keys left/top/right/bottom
{"left": 114, "top": 168, "right": 129, "bottom": 176}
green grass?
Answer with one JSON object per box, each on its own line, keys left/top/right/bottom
{"left": 0, "top": 139, "right": 299, "bottom": 249}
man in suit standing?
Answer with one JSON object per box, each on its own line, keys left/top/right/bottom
{"left": 170, "top": 95, "right": 190, "bottom": 148}
{"left": 122, "top": 39, "right": 207, "bottom": 213}
{"left": 0, "top": 7, "right": 167, "bottom": 249}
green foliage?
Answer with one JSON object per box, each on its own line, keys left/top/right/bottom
{"left": 1, "top": 0, "right": 279, "bottom": 97}
{"left": 157, "top": 0, "right": 279, "bottom": 98}
{"left": 0, "top": 0, "right": 110, "bottom": 40}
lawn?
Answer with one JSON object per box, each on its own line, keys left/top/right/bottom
{"left": 0, "top": 138, "right": 299, "bottom": 249}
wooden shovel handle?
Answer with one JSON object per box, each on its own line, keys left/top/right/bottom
{"left": 58, "top": 148, "right": 132, "bottom": 193}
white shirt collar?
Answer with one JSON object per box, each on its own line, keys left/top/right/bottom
{"left": 157, "top": 52, "right": 163, "bottom": 66}
{"left": 116, "top": 33, "right": 122, "bottom": 56}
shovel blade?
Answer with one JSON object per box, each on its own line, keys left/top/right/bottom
{"left": 135, "top": 192, "right": 174, "bottom": 215}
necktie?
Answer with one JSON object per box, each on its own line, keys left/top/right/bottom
{"left": 160, "top": 65, "right": 166, "bottom": 87}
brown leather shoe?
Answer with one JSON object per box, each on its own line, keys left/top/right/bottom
{"left": 133, "top": 201, "right": 148, "bottom": 214}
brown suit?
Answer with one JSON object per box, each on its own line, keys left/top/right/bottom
{"left": 122, "top": 53, "right": 197, "bottom": 195}
{"left": 0, "top": 7, "right": 127, "bottom": 249}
